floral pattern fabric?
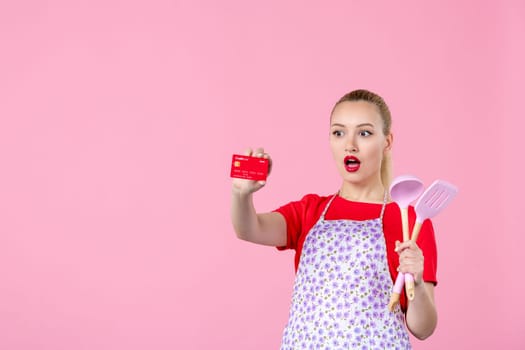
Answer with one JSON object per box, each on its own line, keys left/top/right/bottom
{"left": 280, "top": 196, "right": 411, "bottom": 350}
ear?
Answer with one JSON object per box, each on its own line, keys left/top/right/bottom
{"left": 384, "top": 133, "right": 393, "bottom": 152}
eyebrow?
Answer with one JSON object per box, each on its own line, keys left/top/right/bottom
{"left": 331, "top": 123, "right": 375, "bottom": 128}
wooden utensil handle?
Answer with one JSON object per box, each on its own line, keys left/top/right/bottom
{"left": 401, "top": 208, "right": 410, "bottom": 242}
{"left": 405, "top": 221, "right": 423, "bottom": 300}
{"left": 389, "top": 273, "right": 405, "bottom": 312}
{"left": 411, "top": 221, "right": 423, "bottom": 242}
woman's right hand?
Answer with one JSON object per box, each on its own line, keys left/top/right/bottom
{"left": 232, "top": 147, "right": 272, "bottom": 196}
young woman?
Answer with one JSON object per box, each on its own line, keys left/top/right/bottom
{"left": 231, "top": 89, "right": 438, "bottom": 349}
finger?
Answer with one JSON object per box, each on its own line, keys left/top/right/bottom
{"left": 263, "top": 153, "right": 273, "bottom": 176}
{"left": 394, "top": 240, "right": 401, "bottom": 253}
{"left": 399, "top": 249, "right": 423, "bottom": 263}
{"left": 243, "top": 148, "right": 253, "bottom": 156}
{"left": 397, "top": 241, "right": 413, "bottom": 250}
{"left": 395, "top": 240, "right": 410, "bottom": 254}
{"left": 396, "top": 240, "right": 421, "bottom": 253}
{"left": 247, "top": 180, "right": 266, "bottom": 193}
{"left": 398, "top": 259, "right": 423, "bottom": 272}
{"left": 399, "top": 245, "right": 423, "bottom": 258}
{"left": 254, "top": 147, "right": 264, "bottom": 157}
{"left": 399, "top": 258, "right": 424, "bottom": 277}
{"left": 404, "top": 251, "right": 423, "bottom": 264}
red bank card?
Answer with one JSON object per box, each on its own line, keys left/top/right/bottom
{"left": 230, "top": 154, "right": 269, "bottom": 181}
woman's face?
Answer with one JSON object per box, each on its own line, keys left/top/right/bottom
{"left": 330, "top": 101, "right": 392, "bottom": 186}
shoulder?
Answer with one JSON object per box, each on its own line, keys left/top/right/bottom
{"left": 298, "top": 193, "right": 333, "bottom": 205}
{"left": 274, "top": 193, "right": 334, "bottom": 218}
{"left": 383, "top": 202, "right": 401, "bottom": 221}
{"left": 273, "top": 193, "right": 334, "bottom": 244}
{"left": 277, "top": 193, "right": 335, "bottom": 207}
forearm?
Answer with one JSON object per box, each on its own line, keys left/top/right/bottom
{"left": 405, "top": 282, "right": 437, "bottom": 340}
{"left": 231, "top": 189, "right": 259, "bottom": 240}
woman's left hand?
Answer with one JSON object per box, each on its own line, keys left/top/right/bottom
{"left": 395, "top": 240, "right": 424, "bottom": 285}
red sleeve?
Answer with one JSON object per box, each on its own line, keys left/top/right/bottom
{"left": 273, "top": 194, "right": 316, "bottom": 251}
{"left": 414, "top": 213, "right": 438, "bottom": 286}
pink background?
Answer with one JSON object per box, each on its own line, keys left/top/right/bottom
{"left": 1, "top": 0, "right": 523, "bottom": 349}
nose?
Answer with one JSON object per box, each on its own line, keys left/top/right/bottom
{"left": 345, "top": 136, "right": 358, "bottom": 153}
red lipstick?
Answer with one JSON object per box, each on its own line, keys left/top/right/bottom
{"left": 344, "top": 155, "right": 360, "bottom": 172}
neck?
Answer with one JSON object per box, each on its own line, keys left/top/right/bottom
{"left": 338, "top": 178, "right": 386, "bottom": 203}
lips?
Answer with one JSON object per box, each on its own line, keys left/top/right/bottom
{"left": 344, "top": 155, "right": 361, "bottom": 172}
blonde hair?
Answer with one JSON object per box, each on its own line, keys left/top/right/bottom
{"left": 332, "top": 89, "right": 393, "bottom": 189}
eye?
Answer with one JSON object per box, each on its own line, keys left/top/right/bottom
{"left": 358, "top": 130, "right": 372, "bottom": 137}
{"left": 332, "top": 130, "right": 344, "bottom": 137}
